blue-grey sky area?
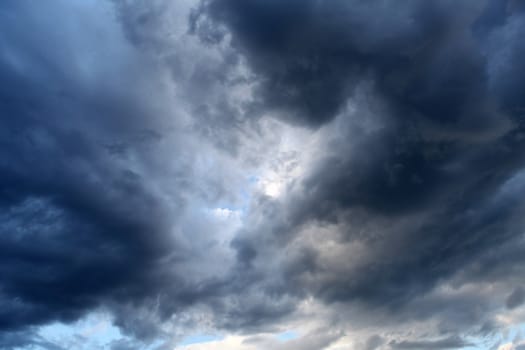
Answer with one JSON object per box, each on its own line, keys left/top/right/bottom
{"left": 1, "top": 1, "right": 525, "bottom": 349}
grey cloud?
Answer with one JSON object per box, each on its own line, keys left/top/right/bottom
{"left": 194, "top": 0, "right": 512, "bottom": 131}
{"left": 2, "top": 0, "right": 525, "bottom": 348}
{"left": 110, "top": 338, "right": 141, "bottom": 350}
{"left": 0, "top": 1, "right": 302, "bottom": 346}
{"left": 390, "top": 336, "right": 471, "bottom": 350}
{"left": 506, "top": 287, "right": 525, "bottom": 310}
{"left": 191, "top": 0, "right": 525, "bottom": 340}
{"left": 243, "top": 328, "right": 342, "bottom": 350}
{"left": 365, "top": 335, "right": 385, "bottom": 350}
{"left": 0, "top": 0, "right": 250, "bottom": 345}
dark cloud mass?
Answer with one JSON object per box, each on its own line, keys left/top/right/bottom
{"left": 0, "top": 0, "right": 221, "bottom": 344}
{"left": 1, "top": 0, "right": 525, "bottom": 349}
{"left": 196, "top": 0, "right": 525, "bottom": 288}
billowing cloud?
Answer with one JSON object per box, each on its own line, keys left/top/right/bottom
{"left": 1, "top": 0, "right": 525, "bottom": 349}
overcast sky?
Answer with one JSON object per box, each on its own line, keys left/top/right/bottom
{"left": 1, "top": 1, "right": 525, "bottom": 349}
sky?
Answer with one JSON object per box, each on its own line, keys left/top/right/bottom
{"left": 1, "top": 0, "right": 525, "bottom": 349}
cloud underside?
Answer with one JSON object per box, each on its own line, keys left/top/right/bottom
{"left": 1, "top": 0, "right": 525, "bottom": 349}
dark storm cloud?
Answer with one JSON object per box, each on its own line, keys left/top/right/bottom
{"left": 193, "top": 0, "right": 516, "bottom": 129}
{"left": 0, "top": 0, "right": 241, "bottom": 345}
{"left": 3, "top": 0, "right": 525, "bottom": 348}
{"left": 194, "top": 0, "right": 525, "bottom": 331}
{"left": 0, "top": 1, "right": 297, "bottom": 347}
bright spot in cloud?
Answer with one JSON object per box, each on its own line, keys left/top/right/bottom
{"left": 260, "top": 177, "right": 285, "bottom": 198}
{"left": 212, "top": 207, "right": 240, "bottom": 220}
{"left": 252, "top": 119, "right": 321, "bottom": 199}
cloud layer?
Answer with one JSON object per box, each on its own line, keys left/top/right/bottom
{"left": 1, "top": 0, "right": 525, "bottom": 349}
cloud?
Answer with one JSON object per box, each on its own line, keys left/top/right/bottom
{"left": 190, "top": 0, "right": 525, "bottom": 342}
{"left": 507, "top": 287, "right": 525, "bottom": 310}
{"left": 2, "top": 0, "right": 525, "bottom": 349}
{"left": 364, "top": 335, "right": 385, "bottom": 350}
{"left": 0, "top": 0, "right": 244, "bottom": 343}
{"left": 173, "top": 329, "right": 341, "bottom": 350}
{"left": 193, "top": 0, "right": 525, "bottom": 293}
{"left": 390, "top": 335, "right": 471, "bottom": 350}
